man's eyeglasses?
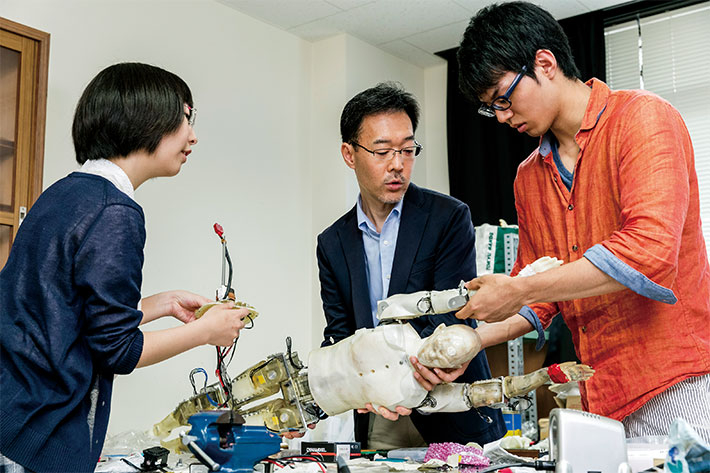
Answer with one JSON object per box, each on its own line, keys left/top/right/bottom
{"left": 351, "top": 140, "right": 423, "bottom": 160}
{"left": 478, "top": 65, "right": 527, "bottom": 118}
{"left": 185, "top": 105, "right": 197, "bottom": 127}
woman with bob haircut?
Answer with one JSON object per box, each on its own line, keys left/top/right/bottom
{"left": 0, "top": 62, "right": 248, "bottom": 473}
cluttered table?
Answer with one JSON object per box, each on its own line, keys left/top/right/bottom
{"left": 96, "top": 436, "right": 550, "bottom": 473}
{"left": 94, "top": 407, "right": 704, "bottom": 473}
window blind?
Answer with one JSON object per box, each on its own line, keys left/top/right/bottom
{"left": 605, "top": 2, "right": 710, "bottom": 257}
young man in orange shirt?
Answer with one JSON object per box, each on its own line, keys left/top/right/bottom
{"left": 455, "top": 1, "right": 710, "bottom": 441}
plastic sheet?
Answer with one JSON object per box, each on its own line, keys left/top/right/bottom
{"left": 665, "top": 418, "right": 710, "bottom": 473}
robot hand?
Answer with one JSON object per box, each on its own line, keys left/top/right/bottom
{"left": 377, "top": 282, "right": 470, "bottom": 322}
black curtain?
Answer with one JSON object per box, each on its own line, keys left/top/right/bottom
{"left": 439, "top": 9, "right": 606, "bottom": 226}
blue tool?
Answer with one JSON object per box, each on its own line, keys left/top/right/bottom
{"left": 181, "top": 410, "right": 281, "bottom": 472}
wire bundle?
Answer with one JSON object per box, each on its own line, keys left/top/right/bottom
{"left": 262, "top": 455, "right": 327, "bottom": 473}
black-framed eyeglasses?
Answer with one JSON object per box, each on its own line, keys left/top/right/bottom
{"left": 185, "top": 104, "right": 197, "bottom": 127}
{"left": 478, "top": 65, "right": 527, "bottom": 118}
{"left": 351, "top": 140, "right": 423, "bottom": 160}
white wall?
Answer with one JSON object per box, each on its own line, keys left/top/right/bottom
{"left": 1, "top": 0, "right": 448, "bottom": 435}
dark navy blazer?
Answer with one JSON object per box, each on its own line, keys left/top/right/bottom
{"left": 316, "top": 183, "right": 505, "bottom": 447}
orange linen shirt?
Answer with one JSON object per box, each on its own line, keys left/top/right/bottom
{"left": 510, "top": 79, "right": 710, "bottom": 421}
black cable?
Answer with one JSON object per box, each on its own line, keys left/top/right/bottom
{"left": 226, "top": 338, "right": 239, "bottom": 367}
{"left": 121, "top": 458, "right": 143, "bottom": 471}
{"left": 286, "top": 336, "right": 304, "bottom": 369}
{"left": 477, "top": 460, "right": 556, "bottom": 473}
{"left": 473, "top": 406, "right": 493, "bottom": 424}
{"left": 336, "top": 455, "right": 351, "bottom": 473}
{"left": 215, "top": 347, "right": 233, "bottom": 408}
{"left": 305, "top": 404, "right": 329, "bottom": 420}
{"left": 225, "top": 245, "right": 233, "bottom": 297}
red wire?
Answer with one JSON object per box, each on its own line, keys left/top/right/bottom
{"left": 262, "top": 459, "right": 285, "bottom": 469}
{"left": 281, "top": 456, "right": 326, "bottom": 473}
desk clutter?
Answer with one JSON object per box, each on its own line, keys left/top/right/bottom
{"left": 96, "top": 409, "right": 709, "bottom": 473}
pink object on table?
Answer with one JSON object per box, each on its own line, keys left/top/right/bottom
{"left": 423, "top": 442, "right": 490, "bottom": 467}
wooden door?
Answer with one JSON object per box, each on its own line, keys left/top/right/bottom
{"left": 0, "top": 18, "right": 49, "bottom": 268}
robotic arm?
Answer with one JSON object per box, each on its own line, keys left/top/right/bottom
{"left": 416, "top": 362, "right": 594, "bottom": 413}
{"left": 153, "top": 252, "right": 582, "bottom": 446}
{"left": 306, "top": 323, "right": 593, "bottom": 416}
{"left": 154, "top": 322, "right": 593, "bottom": 448}
{"left": 377, "top": 256, "right": 563, "bottom": 322}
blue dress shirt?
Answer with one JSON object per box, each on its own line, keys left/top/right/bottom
{"left": 356, "top": 195, "right": 404, "bottom": 327}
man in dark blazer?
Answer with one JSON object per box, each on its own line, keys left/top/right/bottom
{"left": 316, "top": 82, "right": 505, "bottom": 449}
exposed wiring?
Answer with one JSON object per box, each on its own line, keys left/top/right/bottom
{"left": 304, "top": 404, "right": 328, "bottom": 421}
{"left": 222, "top": 314, "right": 254, "bottom": 370}
{"left": 215, "top": 347, "right": 234, "bottom": 409}
{"left": 209, "top": 223, "right": 261, "bottom": 412}
{"left": 273, "top": 455, "right": 327, "bottom": 473}
{"left": 286, "top": 336, "right": 304, "bottom": 369}
{"left": 204, "top": 392, "right": 220, "bottom": 408}
{"left": 212, "top": 222, "right": 240, "bottom": 410}
{"left": 188, "top": 367, "right": 220, "bottom": 407}
{"left": 477, "top": 460, "right": 556, "bottom": 472}
{"left": 224, "top": 244, "right": 233, "bottom": 298}
{"left": 262, "top": 458, "right": 286, "bottom": 469}
{"left": 189, "top": 368, "right": 208, "bottom": 396}
{"left": 473, "top": 406, "right": 493, "bottom": 424}
{"left": 120, "top": 457, "right": 168, "bottom": 473}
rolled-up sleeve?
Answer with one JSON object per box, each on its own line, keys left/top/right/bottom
{"left": 591, "top": 96, "right": 691, "bottom": 302}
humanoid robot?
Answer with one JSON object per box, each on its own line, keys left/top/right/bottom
{"left": 154, "top": 257, "right": 593, "bottom": 445}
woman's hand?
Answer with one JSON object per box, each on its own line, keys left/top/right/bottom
{"left": 140, "top": 290, "right": 212, "bottom": 325}
{"left": 196, "top": 302, "right": 249, "bottom": 346}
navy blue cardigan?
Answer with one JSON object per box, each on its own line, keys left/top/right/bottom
{"left": 0, "top": 173, "right": 145, "bottom": 472}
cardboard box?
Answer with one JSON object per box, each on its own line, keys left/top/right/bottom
{"left": 300, "top": 442, "right": 361, "bottom": 462}
{"left": 552, "top": 394, "right": 582, "bottom": 410}
{"left": 566, "top": 395, "right": 583, "bottom": 410}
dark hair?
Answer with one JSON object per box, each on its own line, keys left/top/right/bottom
{"left": 457, "top": 1, "right": 580, "bottom": 102}
{"left": 340, "top": 82, "right": 420, "bottom": 144}
{"left": 72, "top": 62, "right": 193, "bottom": 164}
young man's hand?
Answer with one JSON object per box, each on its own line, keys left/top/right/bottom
{"left": 456, "top": 274, "right": 525, "bottom": 322}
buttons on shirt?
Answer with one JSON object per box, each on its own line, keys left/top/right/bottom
{"left": 581, "top": 326, "right": 587, "bottom": 333}
{"left": 572, "top": 244, "right": 579, "bottom": 251}
{"left": 383, "top": 240, "right": 390, "bottom": 246}
{"left": 568, "top": 204, "right": 574, "bottom": 211}
{"left": 386, "top": 274, "right": 391, "bottom": 280}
